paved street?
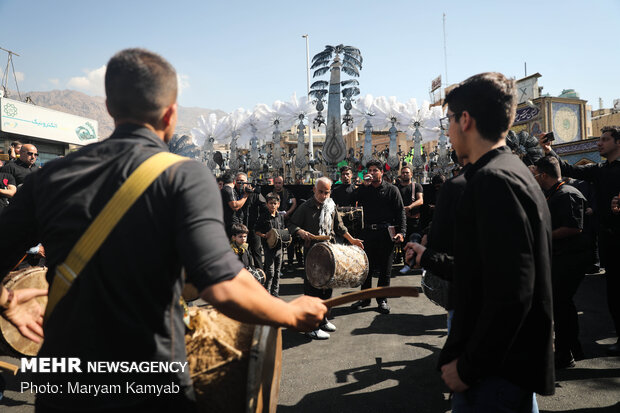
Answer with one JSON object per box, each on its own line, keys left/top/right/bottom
{"left": 1, "top": 266, "right": 619, "bottom": 412}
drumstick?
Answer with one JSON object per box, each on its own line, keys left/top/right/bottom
{"left": 322, "top": 286, "right": 419, "bottom": 308}
{"left": 0, "top": 360, "right": 19, "bottom": 375}
{"left": 308, "top": 234, "right": 330, "bottom": 241}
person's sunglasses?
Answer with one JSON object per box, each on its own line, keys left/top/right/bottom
{"left": 27, "top": 152, "right": 39, "bottom": 157}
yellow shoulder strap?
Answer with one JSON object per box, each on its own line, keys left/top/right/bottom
{"left": 45, "top": 152, "right": 188, "bottom": 321}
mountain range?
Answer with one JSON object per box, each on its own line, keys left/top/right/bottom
{"left": 7, "top": 89, "right": 227, "bottom": 140}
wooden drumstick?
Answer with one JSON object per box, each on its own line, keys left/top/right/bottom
{"left": 322, "top": 286, "right": 419, "bottom": 308}
{"left": 0, "top": 360, "right": 19, "bottom": 375}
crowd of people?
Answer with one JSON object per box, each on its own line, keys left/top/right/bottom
{"left": 0, "top": 48, "right": 617, "bottom": 413}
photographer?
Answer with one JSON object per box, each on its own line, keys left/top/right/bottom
{"left": 220, "top": 172, "right": 250, "bottom": 237}
{"left": 235, "top": 172, "right": 266, "bottom": 269}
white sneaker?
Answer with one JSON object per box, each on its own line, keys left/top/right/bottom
{"left": 320, "top": 320, "right": 337, "bottom": 332}
{"left": 400, "top": 265, "right": 411, "bottom": 274}
{"left": 306, "top": 329, "right": 330, "bottom": 340}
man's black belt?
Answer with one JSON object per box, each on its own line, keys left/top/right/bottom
{"left": 366, "top": 223, "right": 390, "bottom": 231}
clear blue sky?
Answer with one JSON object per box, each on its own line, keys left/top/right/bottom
{"left": 1, "top": 0, "right": 618, "bottom": 112}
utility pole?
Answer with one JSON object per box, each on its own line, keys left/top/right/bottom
{"left": 302, "top": 34, "right": 313, "bottom": 160}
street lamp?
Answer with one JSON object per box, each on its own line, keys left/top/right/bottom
{"left": 302, "top": 34, "right": 313, "bottom": 160}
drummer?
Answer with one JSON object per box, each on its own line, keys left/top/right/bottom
{"left": 288, "top": 177, "right": 364, "bottom": 340}
{"left": 0, "top": 48, "right": 327, "bottom": 412}
{"left": 255, "top": 192, "right": 286, "bottom": 297}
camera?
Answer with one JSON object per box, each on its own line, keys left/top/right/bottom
{"left": 543, "top": 132, "right": 555, "bottom": 142}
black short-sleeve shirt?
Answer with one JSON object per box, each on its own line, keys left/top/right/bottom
{"left": 397, "top": 182, "right": 423, "bottom": 212}
{"left": 221, "top": 185, "right": 237, "bottom": 229}
{"left": 0, "top": 124, "right": 243, "bottom": 410}
{"left": 546, "top": 181, "right": 588, "bottom": 255}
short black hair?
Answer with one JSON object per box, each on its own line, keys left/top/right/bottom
{"left": 266, "top": 192, "right": 280, "bottom": 203}
{"left": 105, "top": 48, "right": 177, "bottom": 127}
{"left": 231, "top": 223, "right": 249, "bottom": 236}
{"left": 431, "top": 174, "right": 446, "bottom": 186}
{"left": 339, "top": 165, "right": 352, "bottom": 174}
{"left": 445, "top": 72, "right": 517, "bottom": 142}
{"left": 366, "top": 159, "right": 384, "bottom": 170}
{"left": 221, "top": 172, "right": 235, "bottom": 184}
{"left": 601, "top": 126, "right": 620, "bottom": 142}
{"left": 535, "top": 156, "right": 561, "bottom": 179}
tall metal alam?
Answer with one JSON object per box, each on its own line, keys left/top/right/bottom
{"left": 309, "top": 44, "right": 362, "bottom": 176}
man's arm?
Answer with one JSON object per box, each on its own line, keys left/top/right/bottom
{"left": 0, "top": 184, "right": 17, "bottom": 198}
{"left": 393, "top": 187, "right": 406, "bottom": 242}
{"left": 201, "top": 269, "right": 326, "bottom": 331}
{"left": 228, "top": 193, "right": 249, "bottom": 211}
{"left": 539, "top": 135, "right": 600, "bottom": 182}
{"left": 286, "top": 196, "right": 297, "bottom": 217}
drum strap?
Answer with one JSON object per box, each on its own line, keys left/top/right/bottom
{"left": 44, "top": 152, "right": 188, "bottom": 322}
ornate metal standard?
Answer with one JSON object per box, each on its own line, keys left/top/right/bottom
{"left": 411, "top": 122, "right": 425, "bottom": 183}
{"left": 310, "top": 45, "right": 363, "bottom": 177}
{"left": 271, "top": 120, "right": 283, "bottom": 173}
{"left": 387, "top": 117, "right": 400, "bottom": 170}
{"left": 249, "top": 124, "right": 261, "bottom": 176}
{"left": 294, "top": 114, "right": 308, "bottom": 170}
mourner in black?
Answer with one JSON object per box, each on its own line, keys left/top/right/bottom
{"left": 331, "top": 165, "right": 356, "bottom": 207}
{"left": 255, "top": 193, "right": 286, "bottom": 297}
{"left": 396, "top": 164, "right": 423, "bottom": 241}
{"left": 350, "top": 160, "right": 405, "bottom": 314}
{"left": 432, "top": 73, "right": 555, "bottom": 411}
{"left": 288, "top": 177, "right": 363, "bottom": 340}
{"left": 540, "top": 126, "right": 620, "bottom": 355}
{"left": 0, "top": 48, "right": 326, "bottom": 412}
{"left": 234, "top": 172, "right": 265, "bottom": 269}
{"left": 533, "top": 156, "right": 589, "bottom": 368}
{"left": 0, "top": 143, "right": 39, "bottom": 186}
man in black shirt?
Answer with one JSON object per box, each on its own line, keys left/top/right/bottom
{"left": 533, "top": 156, "right": 589, "bottom": 368}
{"left": 331, "top": 165, "right": 356, "bottom": 207}
{"left": 396, "top": 165, "right": 423, "bottom": 241}
{"left": 350, "top": 160, "right": 405, "bottom": 314}
{"left": 288, "top": 177, "right": 363, "bottom": 339}
{"left": 1, "top": 144, "right": 38, "bottom": 186}
{"left": 435, "top": 72, "right": 554, "bottom": 411}
{"left": 0, "top": 48, "right": 326, "bottom": 412}
{"left": 235, "top": 172, "right": 266, "bottom": 270}
{"left": 540, "top": 126, "right": 620, "bottom": 355}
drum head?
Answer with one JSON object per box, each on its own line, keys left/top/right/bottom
{"left": 305, "top": 243, "right": 335, "bottom": 289}
{"left": 0, "top": 267, "right": 48, "bottom": 357}
{"left": 266, "top": 229, "right": 278, "bottom": 249}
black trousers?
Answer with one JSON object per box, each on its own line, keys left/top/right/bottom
{"left": 360, "top": 228, "right": 395, "bottom": 303}
{"left": 552, "top": 251, "right": 588, "bottom": 357}
{"left": 600, "top": 231, "right": 620, "bottom": 338}
{"left": 247, "top": 230, "right": 263, "bottom": 270}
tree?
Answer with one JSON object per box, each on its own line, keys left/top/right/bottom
{"left": 309, "top": 45, "right": 362, "bottom": 166}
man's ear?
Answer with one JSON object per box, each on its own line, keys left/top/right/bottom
{"left": 459, "top": 110, "right": 475, "bottom": 132}
{"left": 162, "top": 103, "right": 178, "bottom": 128}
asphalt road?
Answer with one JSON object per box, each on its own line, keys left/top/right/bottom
{"left": 1, "top": 266, "right": 619, "bottom": 412}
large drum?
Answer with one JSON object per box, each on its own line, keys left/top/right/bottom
{"left": 186, "top": 306, "right": 281, "bottom": 413}
{"left": 305, "top": 242, "right": 369, "bottom": 289}
{"left": 266, "top": 228, "right": 291, "bottom": 250}
{"left": 0, "top": 266, "right": 48, "bottom": 357}
{"left": 337, "top": 206, "right": 364, "bottom": 238}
